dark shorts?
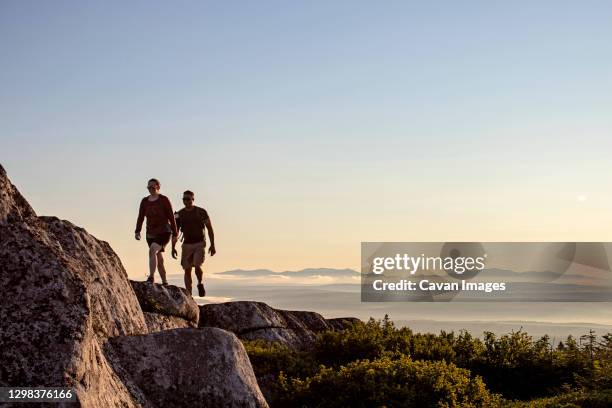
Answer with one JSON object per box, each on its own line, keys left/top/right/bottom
{"left": 146, "top": 233, "right": 171, "bottom": 252}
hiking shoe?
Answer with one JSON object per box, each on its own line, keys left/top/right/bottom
{"left": 197, "top": 283, "right": 206, "bottom": 297}
{"left": 146, "top": 276, "right": 154, "bottom": 283}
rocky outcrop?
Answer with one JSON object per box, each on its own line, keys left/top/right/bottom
{"left": 39, "top": 216, "right": 149, "bottom": 338}
{"left": 106, "top": 328, "right": 268, "bottom": 408}
{"left": 0, "top": 166, "right": 147, "bottom": 407}
{"left": 0, "top": 164, "right": 362, "bottom": 407}
{"left": 131, "top": 280, "right": 199, "bottom": 331}
{"left": 199, "top": 301, "right": 360, "bottom": 350}
{"left": 0, "top": 165, "right": 268, "bottom": 407}
{"left": 0, "top": 164, "right": 36, "bottom": 223}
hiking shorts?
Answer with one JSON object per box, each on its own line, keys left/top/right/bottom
{"left": 181, "top": 241, "right": 205, "bottom": 269}
{"left": 146, "top": 233, "right": 171, "bottom": 252}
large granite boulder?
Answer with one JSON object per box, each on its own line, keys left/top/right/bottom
{"left": 0, "top": 165, "right": 147, "bottom": 407}
{"left": 130, "top": 280, "right": 199, "bottom": 330}
{"left": 106, "top": 328, "right": 268, "bottom": 408}
{"left": 199, "top": 301, "right": 360, "bottom": 350}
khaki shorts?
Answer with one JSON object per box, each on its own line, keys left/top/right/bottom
{"left": 181, "top": 241, "right": 205, "bottom": 269}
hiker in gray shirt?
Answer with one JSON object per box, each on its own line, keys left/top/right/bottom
{"left": 173, "top": 190, "right": 215, "bottom": 296}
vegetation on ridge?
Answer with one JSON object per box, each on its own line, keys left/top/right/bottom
{"left": 244, "top": 316, "right": 612, "bottom": 407}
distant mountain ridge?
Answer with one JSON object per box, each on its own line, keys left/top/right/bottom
{"left": 219, "top": 268, "right": 360, "bottom": 278}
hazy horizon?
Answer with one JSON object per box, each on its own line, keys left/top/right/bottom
{"left": 157, "top": 268, "right": 612, "bottom": 330}
{"left": 155, "top": 271, "right": 612, "bottom": 341}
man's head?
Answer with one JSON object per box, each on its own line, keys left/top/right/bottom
{"left": 147, "top": 178, "right": 161, "bottom": 194}
{"left": 182, "top": 190, "right": 195, "bottom": 209}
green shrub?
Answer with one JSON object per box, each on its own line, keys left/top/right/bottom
{"left": 276, "top": 355, "right": 502, "bottom": 408}
{"left": 244, "top": 340, "right": 315, "bottom": 378}
{"left": 313, "top": 316, "right": 461, "bottom": 368}
{"left": 242, "top": 317, "right": 612, "bottom": 406}
{"left": 242, "top": 338, "right": 317, "bottom": 398}
{"left": 313, "top": 316, "right": 409, "bottom": 367}
{"left": 503, "top": 389, "right": 612, "bottom": 408}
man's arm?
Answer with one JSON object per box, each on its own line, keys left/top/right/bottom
{"left": 174, "top": 211, "right": 182, "bottom": 234}
{"left": 171, "top": 211, "right": 181, "bottom": 259}
{"left": 163, "top": 196, "right": 179, "bottom": 239}
{"left": 135, "top": 199, "right": 145, "bottom": 239}
{"left": 204, "top": 217, "right": 215, "bottom": 256}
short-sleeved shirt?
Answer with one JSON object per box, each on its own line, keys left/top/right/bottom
{"left": 176, "top": 206, "right": 209, "bottom": 244}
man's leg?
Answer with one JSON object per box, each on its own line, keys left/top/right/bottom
{"left": 148, "top": 243, "right": 162, "bottom": 281}
{"left": 194, "top": 243, "right": 206, "bottom": 296}
{"left": 181, "top": 243, "right": 195, "bottom": 293}
{"left": 184, "top": 266, "right": 193, "bottom": 294}
{"left": 194, "top": 265, "right": 203, "bottom": 285}
{"left": 156, "top": 252, "right": 168, "bottom": 284}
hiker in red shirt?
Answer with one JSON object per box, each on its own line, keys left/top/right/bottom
{"left": 135, "top": 178, "right": 178, "bottom": 285}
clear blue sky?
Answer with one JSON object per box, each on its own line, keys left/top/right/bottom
{"left": 2, "top": 1, "right": 611, "bottom": 276}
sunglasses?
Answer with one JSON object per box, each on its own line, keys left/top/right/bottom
{"left": 183, "top": 197, "right": 194, "bottom": 201}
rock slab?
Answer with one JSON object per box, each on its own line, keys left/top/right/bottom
{"left": 131, "top": 280, "right": 199, "bottom": 330}
{"left": 107, "top": 328, "right": 269, "bottom": 408}
{"left": 199, "top": 301, "right": 360, "bottom": 349}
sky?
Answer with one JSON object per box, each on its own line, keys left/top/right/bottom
{"left": 1, "top": 1, "right": 612, "bottom": 278}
